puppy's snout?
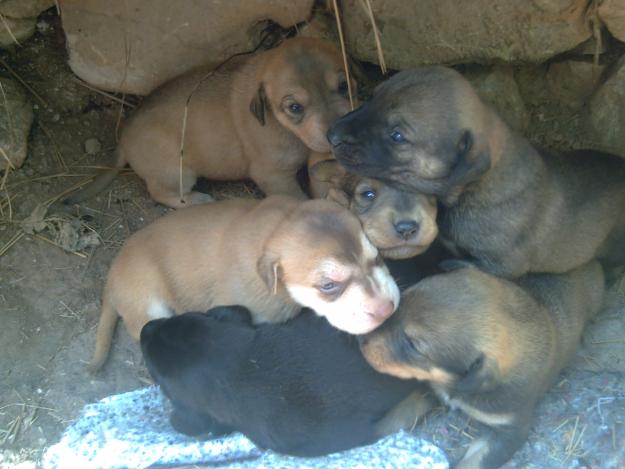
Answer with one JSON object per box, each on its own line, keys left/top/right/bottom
{"left": 327, "top": 126, "right": 345, "bottom": 147}
{"left": 367, "top": 300, "right": 394, "bottom": 322}
{"left": 394, "top": 220, "right": 419, "bottom": 240}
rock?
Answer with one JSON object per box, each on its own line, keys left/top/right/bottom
{"left": 0, "top": 15, "right": 36, "bottom": 47}
{"left": 463, "top": 65, "right": 529, "bottom": 132}
{"left": 0, "top": 77, "right": 34, "bottom": 170}
{"left": 59, "top": 0, "right": 314, "bottom": 95}
{"left": 84, "top": 138, "right": 101, "bottom": 155}
{"left": 546, "top": 60, "right": 604, "bottom": 108}
{"left": 340, "top": 0, "right": 591, "bottom": 68}
{"left": 0, "top": 0, "right": 54, "bottom": 18}
{"left": 587, "top": 57, "right": 625, "bottom": 157}
{"left": 598, "top": 0, "right": 625, "bottom": 43}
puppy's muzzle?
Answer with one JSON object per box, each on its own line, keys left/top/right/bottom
{"left": 367, "top": 299, "right": 395, "bottom": 322}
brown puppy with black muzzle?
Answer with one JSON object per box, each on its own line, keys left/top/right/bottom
{"left": 360, "top": 261, "right": 605, "bottom": 469}
{"left": 66, "top": 37, "right": 354, "bottom": 208}
{"left": 328, "top": 66, "right": 625, "bottom": 278}
{"left": 89, "top": 195, "right": 400, "bottom": 371}
{"left": 308, "top": 155, "right": 438, "bottom": 260}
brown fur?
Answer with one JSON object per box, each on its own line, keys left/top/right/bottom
{"left": 309, "top": 156, "right": 438, "bottom": 260}
{"left": 328, "top": 66, "right": 625, "bottom": 278}
{"left": 90, "top": 195, "right": 400, "bottom": 371}
{"left": 360, "top": 261, "right": 605, "bottom": 468}
{"left": 67, "top": 37, "right": 354, "bottom": 208}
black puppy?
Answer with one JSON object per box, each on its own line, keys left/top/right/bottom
{"left": 140, "top": 306, "right": 431, "bottom": 457}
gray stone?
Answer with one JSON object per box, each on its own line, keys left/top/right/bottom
{"left": 84, "top": 138, "right": 101, "bottom": 155}
{"left": 0, "top": 77, "right": 34, "bottom": 170}
{"left": 60, "top": 0, "right": 314, "bottom": 95}
{"left": 340, "top": 0, "right": 592, "bottom": 68}
{"left": 0, "top": 14, "right": 35, "bottom": 47}
{"left": 0, "top": 0, "right": 54, "bottom": 18}
{"left": 464, "top": 65, "right": 529, "bottom": 132}
{"left": 587, "top": 57, "right": 625, "bottom": 157}
{"left": 546, "top": 60, "right": 604, "bottom": 108}
{"left": 598, "top": 0, "right": 625, "bottom": 43}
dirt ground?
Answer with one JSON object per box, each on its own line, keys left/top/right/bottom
{"left": 1, "top": 12, "right": 624, "bottom": 469}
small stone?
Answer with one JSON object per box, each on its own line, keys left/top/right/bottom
{"left": 0, "top": 77, "right": 34, "bottom": 170}
{"left": 84, "top": 138, "right": 101, "bottom": 155}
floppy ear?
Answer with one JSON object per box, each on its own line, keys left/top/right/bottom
{"left": 326, "top": 187, "right": 350, "bottom": 209}
{"left": 257, "top": 252, "right": 283, "bottom": 295}
{"left": 309, "top": 159, "right": 346, "bottom": 183}
{"left": 452, "top": 353, "right": 499, "bottom": 394}
{"left": 249, "top": 84, "right": 268, "bottom": 126}
{"left": 209, "top": 305, "right": 253, "bottom": 325}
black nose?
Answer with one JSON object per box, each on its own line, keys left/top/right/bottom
{"left": 327, "top": 126, "right": 343, "bottom": 147}
{"left": 394, "top": 220, "right": 419, "bottom": 239}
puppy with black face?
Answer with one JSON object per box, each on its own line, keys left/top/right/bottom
{"left": 141, "top": 306, "right": 432, "bottom": 457}
{"left": 360, "top": 261, "right": 605, "bottom": 468}
{"left": 328, "top": 66, "right": 625, "bottom": 278}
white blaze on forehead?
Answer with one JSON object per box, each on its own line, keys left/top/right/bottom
{"left": 359, "top": 232, "right": 379, "bottom": 260}
{"left": 373, "top": 265, "right": 400, "bottom": 310}
{"left": 316, "top": 259, "right": 350, "bottom": 281}
{"left": 147, "top": 298, "right": 174, "bottom": 320}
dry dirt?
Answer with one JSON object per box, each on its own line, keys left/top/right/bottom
{"left": 1, "top": 11, "right": 624, "bottom": 469}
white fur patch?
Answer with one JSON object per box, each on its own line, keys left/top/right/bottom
{"left": 360, "top": 232, "right": 379, "bottom": 260}
{"left": 147, "top": 299, "right": 173, "bottom": 320}
{"left": 372, "top": 265, "right": 400, "bottom": 311}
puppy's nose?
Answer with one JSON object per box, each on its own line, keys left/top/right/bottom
{"left": 394, "top": 220, "right": 419, "bottom": 240}
{"left": 327, "top": 126, "right": 343, "bottom": 147}
{"left": 367, "top": 300, "right": 394, "bottom": 322}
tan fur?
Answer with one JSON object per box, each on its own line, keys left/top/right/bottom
{"left": 360, "top": 261, "right": 605, "bottom": 468}
{"left": 67, "top": 38, "right": 354, "bottom": 208}
{"left": 90, "top": 195, "right": 400, "bottom": 371}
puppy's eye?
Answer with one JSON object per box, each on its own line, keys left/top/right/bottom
{"left": 390, "top": 130, "right": 407, "bottom": 144}
{"left": 457, "top": 129, "right": 473, "bottom": 157}
{"left": 287, "top": 102, "right": 304, "bottom": 115}
{"left": 359, "top": 189, "right": 377, "bottom": 201}
{"left": 338, "top": 80, "right": 349, "bottom": 97}
{"left": 318, "top": 281, "right": 341, "bottom": 295}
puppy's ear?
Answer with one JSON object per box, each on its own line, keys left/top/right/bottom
{"left": 250, "top": 84, "right": 268, "bottom": 126}
{"left": 453, "top": 353, "right": 498, "bottom": 394}
{"left": 257, "top": 252, "right": 283, "bottom": 295}
{"left": 327, "top": 187, "right": 350, "bottom": 208}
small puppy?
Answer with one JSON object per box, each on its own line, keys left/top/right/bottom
{"left": 360, "top": 261, "right": 605, "bottom": 468}
{"left": 66, "top": 37, "right": 353, "bottom": 208}
{"left": 141, "top": 306, "right": 432, "bottom": 457}
{"left": 89, "top": 195, "right": 400, "bottom": 371}
{"left": 328, "top": 66, "right": 625, "bottom": 278}
{"left": 309, "top": 156, "right": 438, "bottom": 260}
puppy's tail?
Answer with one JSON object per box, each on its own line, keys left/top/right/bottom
{"left": 88, "top": 294, "right": 119, "bottom": 373}
{"left": 64, "top": 152, "right": 126, "bottom": 205}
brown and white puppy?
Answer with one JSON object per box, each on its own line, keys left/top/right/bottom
{"left": 308, "top": 156, "right": 438, "bottom": 260}
{"left": 328, "top": 66, "right": 625, "bottom": 278}
{"left": 66, "top": 37, "right": 354, "bottom": 208}
{"left": 89, "top": 195, "right": 400, "bottom": 371}
{"left": 360, "top": 261, "right": 605, "bottom": 469}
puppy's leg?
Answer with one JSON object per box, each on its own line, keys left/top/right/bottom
{"left": 374, "top": 390, "right": 436, "bottom": 437}
{"left": 145, "top": 170, "right": 213, "bottom": 209}
{"left": 89, "top": 293, "right": 119, "bottom": 372}
{"left": 251, "top": 166, "right": 308, "bottom": 200}
{"left": 456, "top": 422, "right": 530, "bottom": 469}
{"left": 170, "top": 402, "right": 234, "bottom": 437}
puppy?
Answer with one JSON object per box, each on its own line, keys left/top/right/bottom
{"left": 309, "top": 157, "right": 438, "bottom": 260}
{"left": 66, "top": 37, "right": 353, "bottom": 208}
{"left": 140, "top": 306, "right": 433, "bottom": 457}
{"left": 89, "top": 195, "right": 400, "bottom": 371}
{"left": 328, "top": 66, "right": 625, "bottom": 278}
{"left": 360, "top": 261, "right": 605, "bottom": 468}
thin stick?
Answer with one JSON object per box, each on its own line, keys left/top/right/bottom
{"left": 0, "top": 230, "right": 24, "bottom": 257}
{"left": 361, "top": 0, "right": 387, "bottom": 74}
{"left": 33, "top": 233, "right": 88, "bottom": 258}
{"left": 72, "top": 77, "right": 137, "bottom": 109}
{"left": 331, "top": 0, "right": 355, "bottom": 110}
{"left": 38, "top": 122, "right": 67, "bottom": 170}
{"left": 0, "top": 57, "right": 48, "bottom": 108}
{"left": 0, "top": 146, "right": 15, "bottom": 170}
{"left": 0, "top": 13, "right": 21, "bottom": 46}
{"left": 0, "top": 81, "right": 16, "bottom": 147}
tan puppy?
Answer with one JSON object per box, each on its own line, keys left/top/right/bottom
{"left": 309, "top": 156, "right": 438, "bottom": 259}
{"left": 360, "top": 261, "right": 605, "bottom": 469}
{"left": 90, "top": 195, "right": 400, "bottom": 371}
{"left": 66, "top": 37, "right": 353, "bottom": 208}
{"left": 328, "top": 66, "right": 625, "bottom": 278}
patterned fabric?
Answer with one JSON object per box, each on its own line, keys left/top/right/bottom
{"left": 42, "top": 386, "right": 448, "bottom": 469}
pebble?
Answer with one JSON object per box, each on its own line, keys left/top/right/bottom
{"left": 84, "top": 138, "right": 101, "bottom": 155}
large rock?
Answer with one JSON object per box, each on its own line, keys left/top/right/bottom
{"left": 598, "top": 0, "right": 625, "bottom": 43}
{"left": 0, "top": 0, "right": 54, "bottom": 18}
{"left": 59, "top": 0, "right": 314, "bottom": 96}
{"left": 340, "top": 0, "right": 592, "bottom": 68}
{"left": 546, "top": 59, "right": 604, "bottom": 108}
{"left": 463, "top": 65, "right": 529, "bottom": 132}
{"left": 587, "top": 57, "right": 625, "bottom": 158}
{"left": 0, "top": 77, "right": 34, "bottom": 170}
{"left": 0, "top": 15, "right": 36, "bottom": 47}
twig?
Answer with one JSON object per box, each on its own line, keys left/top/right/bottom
{"left": 0, "top": 230, "right": 23, "bottom": 257}
{"left": 0, "top": 13, "right": 21, "bottom": 46}
{"left": 331, "top": 0, "right": 355, "bottom": 110}
{"left": 72, "top": 77, "right": 137, "bottom": 109}
{"left": 359, "top": 0, "right": 387, "bottom": 74}
{"left": 0, "top": 56, "right": 48, "bottom": 108}
{"left": 32, "top": 233, "right": 87, "bottom": 258}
